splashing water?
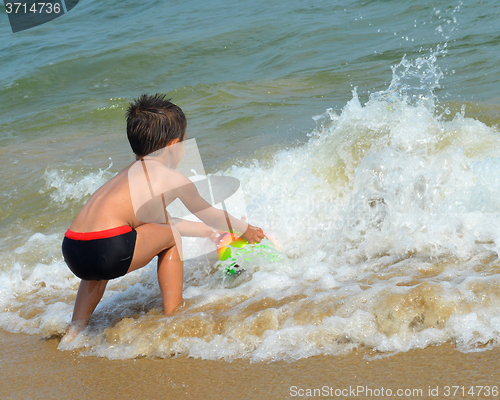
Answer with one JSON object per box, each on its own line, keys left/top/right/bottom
{"left": 53, "top": 55, "right": 500, "bottom": 360}
{"left": 42, "top": 162, "right": 114, "bottom": 204}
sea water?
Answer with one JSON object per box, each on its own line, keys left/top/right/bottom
{"left": 1, "top": 0, "right": 500, "bottom": 361}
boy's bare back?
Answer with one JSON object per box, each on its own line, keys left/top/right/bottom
{"left": 68, "top": 164, "right": 140, "bottom": 233}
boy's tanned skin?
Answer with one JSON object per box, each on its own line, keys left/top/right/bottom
{"left": 62, "top": 94, "right": 264, "bottom": 342}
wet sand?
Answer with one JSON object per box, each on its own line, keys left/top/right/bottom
{"left": 1, "top": 329, "right": 499, "bottom": 399}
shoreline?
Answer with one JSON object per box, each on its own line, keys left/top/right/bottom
{"left": 2, "top": 329, "right": 499, "bottom": 399}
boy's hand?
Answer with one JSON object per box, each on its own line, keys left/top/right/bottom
{"left": 241, "top": 224, "right": 265, "bottom": 244}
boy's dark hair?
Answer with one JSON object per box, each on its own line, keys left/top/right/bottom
{"left": 126, "top": 94, "right": 186, "bottom": 157}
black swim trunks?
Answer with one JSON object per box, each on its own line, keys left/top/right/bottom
{"left": 62, "top": 226, "right": 137, "bottom": 281}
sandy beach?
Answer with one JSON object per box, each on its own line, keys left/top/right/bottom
{"left": 2, "top": 329, "right": 499, "bottom": 399}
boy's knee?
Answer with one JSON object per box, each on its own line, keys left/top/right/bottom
{"left": 169, "top": 225, "right": 182, "bottom": 251}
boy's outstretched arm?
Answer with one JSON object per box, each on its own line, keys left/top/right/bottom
{"left": 169, "top": 216, "right": 264, "bottom": 244}
{"left": 169, "top": 217, "right": 222, "bottom": 240}
{"left": 169, "top": 173, "right": 265, "bottom": 243}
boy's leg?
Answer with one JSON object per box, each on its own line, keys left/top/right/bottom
{"left": 62, "top": 279, "right": 108, "bottom": 343}
{"left": 157, "top": 243, "right": 183, "bottom": 315}
{"left": 129, "top": 223, "right": 183, "bottom": 315}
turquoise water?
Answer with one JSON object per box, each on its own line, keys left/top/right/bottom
{"left": 1, "top": 1, "right": 499, "bottom": 147}
{"left": 2, "top": 0, "right": 500, "bottom": 360}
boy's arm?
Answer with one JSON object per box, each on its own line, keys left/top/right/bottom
{"left": 169, "top": 217, "right": 222, "bottom": 240}
{"left": 168, "top": 173, "right": 264, "bottom": 243}
{"left": 152, "top": 208, "right": 220, "bottom": 238}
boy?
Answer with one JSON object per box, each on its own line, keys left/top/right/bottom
{"left": 61, "top": 94, "right": 264, "bottom": 342}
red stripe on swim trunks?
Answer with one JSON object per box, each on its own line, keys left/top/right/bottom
{"left": 65, "top": 226, "right": 132, "bottom": 241}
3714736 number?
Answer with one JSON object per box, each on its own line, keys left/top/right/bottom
{"left": 5, "top": 2, "right": 62, "bottom": 14}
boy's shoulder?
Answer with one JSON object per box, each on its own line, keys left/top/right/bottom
{"left": 128, "top": 160, "right": 191, "bottom": 187}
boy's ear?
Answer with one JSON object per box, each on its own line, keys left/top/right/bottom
{"left": 167, "top": 138, "right": 180, "bottom": 146}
